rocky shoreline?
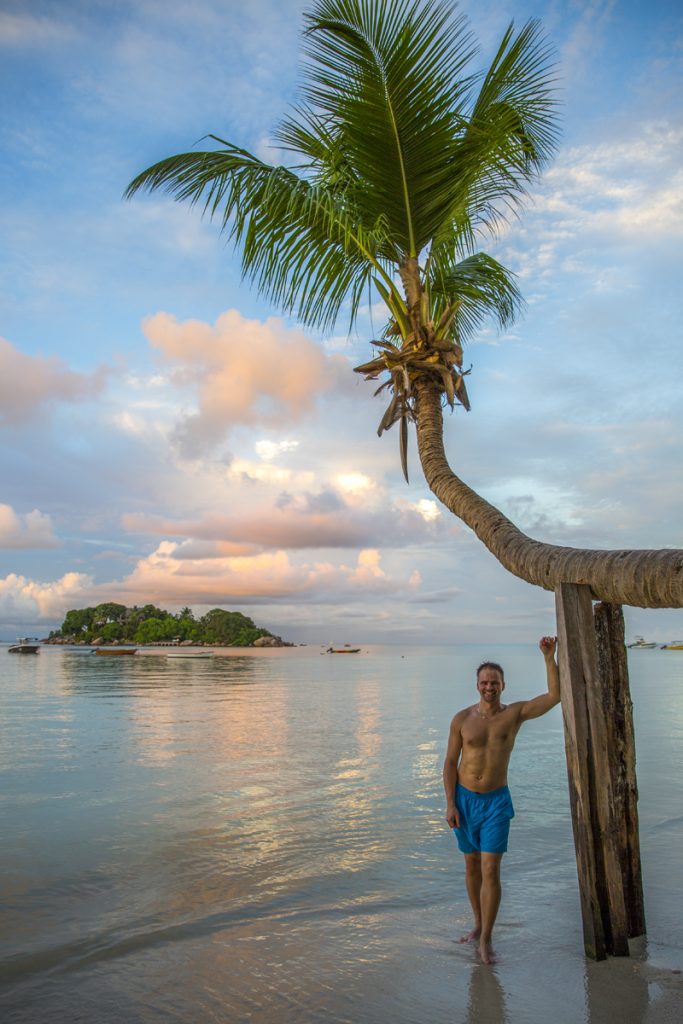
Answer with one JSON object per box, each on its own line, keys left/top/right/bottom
{"left": 43, "top": 634, "right": 294, "bottom": 648}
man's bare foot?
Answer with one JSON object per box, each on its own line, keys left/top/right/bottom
{"left": 478, "top": 939, "right": 496, "bottom": 964}
{"left": 458, "top": 926, "right": 481, "bottom": 944}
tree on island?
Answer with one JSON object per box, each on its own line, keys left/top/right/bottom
{"left": 126, "top": 0, "right": 682, "bottom": 957}
{"left": 51, "top": 604, "right": 273, "bottom": 647}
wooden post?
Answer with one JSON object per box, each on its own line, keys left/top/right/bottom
{"left": 555, "top": 583, "right": 630, "bottom": 959}
{"left": 593, "top": 603, "right": 646, "bottom": 938}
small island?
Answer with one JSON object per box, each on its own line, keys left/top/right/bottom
{"left": 45, "top": 603, "right": 290, "bottom": 648}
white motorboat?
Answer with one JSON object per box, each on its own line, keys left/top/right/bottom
{"left": 8, "top": 637, "right": 40, "bottom": 654}
{"left": 626, "top": 637, "right": 657, "bottom": 649}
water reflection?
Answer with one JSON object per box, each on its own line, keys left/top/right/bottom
{"left": 584, "top": 950, "right": 650, "bottom": 1024}
{"left": 467, "top": 964, "right": 509, "bottom": 1024}
{"left": 355, "top": 675, "right": 382, "bottom": 762}
{"left": 329, "top": 674, "right": 387, "bottom": 874}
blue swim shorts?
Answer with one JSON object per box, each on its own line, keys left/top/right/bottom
{"left": 453, "top": 784, "right": 515, "bottom": 854}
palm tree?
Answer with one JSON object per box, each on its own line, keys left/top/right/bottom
{"left": 125, "top": 0, "right": 683, "bottom": 608}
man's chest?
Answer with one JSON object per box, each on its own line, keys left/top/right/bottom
{"left": 461, "top": 716, "right": 518, "bottom": 751}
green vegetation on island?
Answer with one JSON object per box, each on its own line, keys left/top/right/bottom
{"left": 48, "top": 603, "right": 284, "bottom": 647}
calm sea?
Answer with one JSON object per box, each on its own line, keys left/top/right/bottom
{"left": 1, "top": 644, "right": 681, "bottom": 1023}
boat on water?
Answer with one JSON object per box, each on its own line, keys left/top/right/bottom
{"left": 166, "top": 651, "right": 214, "bottom": 659}
{"left": 326, "top": 647, "right": 361, "bottom": 654}
{"left": 93, "top": 648, "right": 138, "bottom": 656}
{"left": 661, "top": 641, "right": 683, "bottom": 650}
{"left": 627, "top": 637, "right": 658, "bottom": 649}
{"left": 8, "top": 637, "right": 40, "bottom": 654}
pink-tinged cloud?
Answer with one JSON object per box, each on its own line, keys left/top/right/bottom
{"left": 142, "top": 309, "right": 352, "bottom": 455}
{"left": 121, "top": 499, "right": 445, "bottom": 551}
{"left": 0, "top": 505, "right": 61, "bottom": 549}
{"left": 30, "top": 542, "right": 417, "bottom": 608}
{"left": 0, "top": 337, "right": 106, "bottom": 426}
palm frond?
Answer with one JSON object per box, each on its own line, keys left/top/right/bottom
{"left": 302, "top": 0, "right": 478, "bottom": 256}
{"left": 430, "top": 19, "right": 559, "bottom": 252}
{"left": 125, "top": 142, "right": 391, "bottom": 331}
{"left": 429, "top": 252, "right": 523, "bottom": 341}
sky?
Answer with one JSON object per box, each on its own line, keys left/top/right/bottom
{"left": 1, "top": 0, "right": 682, "bottom": 644}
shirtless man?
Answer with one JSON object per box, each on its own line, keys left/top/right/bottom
{"left": 443, "top": 637, "right": 560, "bottom": 964}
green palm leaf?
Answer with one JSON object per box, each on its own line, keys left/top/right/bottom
{"left": 302, "top": 0, "right": 478, "bottom": 256}
{"left": 125, "top": 140, "right": 394, "bottom": 330}
{"left": 430, "top": 252, "right": 523, "bottom": 341}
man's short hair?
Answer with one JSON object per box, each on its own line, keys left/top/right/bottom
{"left": 476, "top": 661, "right": 505, "bottom": 683}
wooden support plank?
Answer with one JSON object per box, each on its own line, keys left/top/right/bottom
{"left": 594, "top": 603, "right": 646, "bottom": 938}
{"left": 556, "top": 582, "right": 607, "bottom": 960}
{"left": 582, "top": 607, "right": 630, "bottom": 957}
{"left": 555, "top": 584, "right": 631, "bottom": 958}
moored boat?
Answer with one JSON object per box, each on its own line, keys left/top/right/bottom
{"left": 326, "top": 647, "right": 361, "bottom": 654}
{"left": 627, "top": 636, "right": 658, "bottom": 649}
{"left": 93, "top": 647, "right": 138, "bottom": 656}
{"left": 8, "top": 637, "right": 40, "bottom": 654}
{"left": 166, "top": 651, "right": 214, "bottom": 659}
{"left": 661, "top": 641, "right": 683, "bottom": 650}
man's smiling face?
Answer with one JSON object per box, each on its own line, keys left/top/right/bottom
{"left": 477, "top": 667, "right": 505, "bottom": 703}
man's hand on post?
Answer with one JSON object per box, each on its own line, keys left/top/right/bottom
{"left": 539, "top": 635, "right": 557, "bottom": 660}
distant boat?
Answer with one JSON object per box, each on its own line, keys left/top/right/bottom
{"left": 627, "top": 637, "right": 658, "bottom": 649}
{"left": 661, "top": 641, "right": 683, "bottom": 650}
{"left": 326, "top": 647, "right": 361, "bottom": 654}
{"left": 166, "top": 651, "right": 214, "bottom": 659}
{"left": 8, "top": 637, "right": 40, "bottom": 654}
{"left": 93, "top": 648, "right": 138, "bottom": 656}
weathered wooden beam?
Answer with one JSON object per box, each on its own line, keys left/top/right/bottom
{"left": 594, "top": 602, "right": 646, "bottom": 938}
{"left": 556, "top": 583, "right": 607, "bottom": 959}
{"left": 555, "top": 583, "right": 630, "bottom": 958}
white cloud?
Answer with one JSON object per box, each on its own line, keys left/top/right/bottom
{"left": 412, "top": 499, "right": 441, "bottom": 522}
{"left": 227, "top": 458, "right": 313, "bottom": 487}
{"left": 255, "top": 439, "right": 299, "bottom": 460}
{"left": 0, "top": 505, "right": 61, "bottom": 549}
{"left": 535, "top": 122, "right": 683, "bottom": 241}
{"left": 334, "top": 472, "right": 377, "bottom": 505}
{"left": 0, "top": 571, "right": 92, "bottom": 622}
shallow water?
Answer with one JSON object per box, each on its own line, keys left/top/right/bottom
{"left": 1, "top": 644, "right": 681, "bottom": 1022}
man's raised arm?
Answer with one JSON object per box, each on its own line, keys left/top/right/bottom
{"left": 518, "top": 636, "right": 561, "bottom": 722}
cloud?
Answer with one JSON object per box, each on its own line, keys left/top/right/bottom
{"left": 142, "top": 309, "right": 352, "bottom": 455}
{"left": 41, "top": 541, "right": 417, "bottom": 607}
{"left": 0, "top": 337, "right": 106, "bottom": 427}
{"left": 120, "top": 464, "right": 450, "bottom": 557}
{"left": 495, "top": 119, "right": 683, "bottom": 287}
{"left": 535, "top": 122, "right": 683, "bottom": 240}
{"left": 0, "top": 571, "right": 92, "bottom": 622}
{"left": 559, "top": 0, "right": 616, "bottom": 81}
{"left": 0, "top": 505, "right": 61, "bottom": 549}
{"left": 0, "top": 10, "right": 76, "bottom": 47}
{"left": 255, "top": 439, "right": 299, "bottom": 460}
{"left": 226, "top": 457, "right": 313, "bottom": 487}
{"left": 121, "top": 484, "right": 447, "bottom": 551}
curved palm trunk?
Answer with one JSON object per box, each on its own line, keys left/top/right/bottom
{"left": 414, "top": 381, "right": 683, "bottom": 608}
